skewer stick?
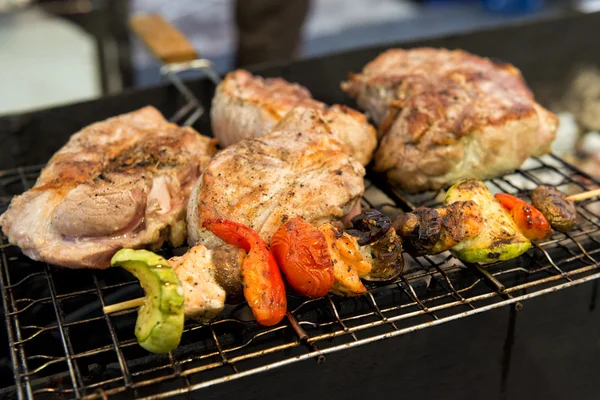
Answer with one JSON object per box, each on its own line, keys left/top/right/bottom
{"left": 103, "top": 297, "right": 145, "bottom": 314}
{"left": 565, "top": 188, "right": 600, "bottom": 202}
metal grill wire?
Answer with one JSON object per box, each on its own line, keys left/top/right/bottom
{"left": 1, "top": 71, "right": 600, "bottom": 399}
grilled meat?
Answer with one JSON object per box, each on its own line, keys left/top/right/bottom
{"left": 342, "top": 48, "right": 559, "bottom": 192}
{"left": 394, "top": 201, "right": 482, "bottom": 256}
{"left": 188, "top": 108, "right": 365, "bottom": 249}
{"left": 169, "top": 244, "right": 245, "bottom": 323}
{"left": 531, "top": 185, "right": 577, "bottom": 232}
{"left": 0, "top": 107, "right": 217, "bottom": 269}
{"left": 170, "top": 245, "right": 226, "bottom": 322}
{"left": 211, "top": 69, "right": 377, "bottom": 165}
{"left": 211, "top": 69, "right": 311, "bottom": 146}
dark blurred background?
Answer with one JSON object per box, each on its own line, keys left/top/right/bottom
{"left": 0, "top": 0, "right": 599, "bottom": 176}
{"left": 0, "top": 0, "right": 590, "bottom": 116}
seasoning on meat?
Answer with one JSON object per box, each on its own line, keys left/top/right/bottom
{"left": 187, "top": 108, "right": 366, "bottom": 249}
{"left": 342, "top": 48, "right": 558, "bottom": 193}
{"left": 0, "top": 106, "right": 217, "bottom": 269}
{"left": 212, "top": 69, "right": 377, "bottom": 165}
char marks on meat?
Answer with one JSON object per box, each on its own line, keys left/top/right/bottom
{"left": 211, "top": 69, "right": 377, "bottom": 166}
{"left": 342, "top": 47, "right": 559, "bottom": 193}
{"left": 188, "top": 108, "right": 366, "bottom": 248}
{"left": 0, "top": 106, "right": 217, "bottom": 269}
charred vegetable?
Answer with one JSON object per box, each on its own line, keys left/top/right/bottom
{"left": 361, "top": 227, "right": 404, "bottom": 282}
{"left": 211, "top": 244, "right": 246, "bottom": 303}
{"left": 345, "top": 209, "right": 392, "bottom": 245}
{"left": 495, "top": 193, "right": 552, "bottom": 241}
{"left": 531, "top": 185, "right": 577, "bottom": 233}
{"left": 394, "top": 207, "right": 441, "bottom": 256}
{"left": 445, "top": 179, "right": 531, "bottom": 263}
{"left": 271, "top": 217, "right": 335, "bottom": 298}
{"left": 203, "top": 219, "right": 287, "bottom": 326}
{"left": 346, "top": 209, "right": 403, "bottom": 282}
{"left": 111, "top": 249, "right": 184, "bottom": 354}
{"left": 394, "top": 201, "right": 482, "bottom": 256}
{"left": 433, "top": 201, "right": 483, "bottom": 254}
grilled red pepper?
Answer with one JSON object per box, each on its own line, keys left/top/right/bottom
{"left": 271, "top": 217, "right": 334, "bottom": 298}
{"left": 203, "top": 219, "right": 286, "bottom": 326}
{"left": 495, "top": 193, "right": 552, "bottom": 241}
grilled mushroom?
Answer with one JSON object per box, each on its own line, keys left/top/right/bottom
{"left": 531, "top": 185, "right": 577, "bottom": 233}
{"left": 393, "top": 207, "right": 441, "bottom": 256}
{"left": 345, "top": 209, "right": 404, "bottom": 282}
{"left": 345, "top": 209, "right": 392, "bottom": 246}
{"left": 212, "top": 244, "right": 245, "bottom": 303}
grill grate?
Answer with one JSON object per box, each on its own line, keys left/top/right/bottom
{"left": 2, "top": 63, "right": 600, "bottom": 399}
{"left": 1, "top": 154, "right": 600, "bottom": 399}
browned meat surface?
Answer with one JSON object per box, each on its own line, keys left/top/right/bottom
{"left": 531, "top": 185, "right": 577, "bottom": 232}
{"left": 211, "top": 69, "right": 377, "bottom": 165}
{"left": 188, "top": 108, "right": 365, "bottom": 248}
{"left": 342, "top": 48, "right": 559, "bottom": 192}
{"left": 0, "top": 107, "right": 217, "bottom": 269}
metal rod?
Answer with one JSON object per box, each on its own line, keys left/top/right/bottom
{"left": 93, "top": 274, "right": 134, "bottom": 388}
{"left": 0, "top": 238, "right": 30, "bottom": 399}
{"left": 44, "top": 264, "right": 82, "bottom": 397}
{"left": 471, "top": 263, "right": 506, "bottom": 293}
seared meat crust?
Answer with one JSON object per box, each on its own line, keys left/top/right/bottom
{"left": 342, "top": 48, "right": 559, "bottom": 192}
{"left": 212, "top": 69, "right": 377, "bottom": 165}
{"left": 188, "top": 108, "right": 366, "bottom": 248}
{"left": 0, "top": 106, "right": 217, "bottom": 269}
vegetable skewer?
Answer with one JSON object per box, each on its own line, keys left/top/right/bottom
{"left": 109, "top": 249, "right": 185, "bottom": 354}
{"left": 103, "top": 211, "right": 402, "bottom": 316}
{"left": 104, "top": 184, "right": 599, "bottom": 334}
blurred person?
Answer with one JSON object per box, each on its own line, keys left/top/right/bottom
{"left": 234, "top": 0, "right": 311, "bottom": 68}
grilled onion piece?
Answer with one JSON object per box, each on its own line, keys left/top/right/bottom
{"left": 445, "top": 179, "right": 531, "bottom": 263}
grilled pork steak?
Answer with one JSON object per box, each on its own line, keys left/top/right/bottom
{"left": 188, "top": 108, "right": 366, "bottom": 249}
{"left": 211, "top": 69, "right": 377, "bottom": 166}
{"left": 342, "top": 48, "right": 559, "bottom": 193}
{"left": 0, "top": 106, "right": 217, "bottom": 269}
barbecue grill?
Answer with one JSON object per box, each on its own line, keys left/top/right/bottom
{"left": 2, "top": 11, "right": 600, "bottom": 400}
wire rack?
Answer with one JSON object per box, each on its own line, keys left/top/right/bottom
{"left": 1, "top": 69, "right": 600, "bottom": 400}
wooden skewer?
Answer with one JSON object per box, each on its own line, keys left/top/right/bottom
{"left": 566, "top": 188, "right": 600, "bottom": 202}
{"left": 103, "top": 297, "right": 145, "bottom": 314}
